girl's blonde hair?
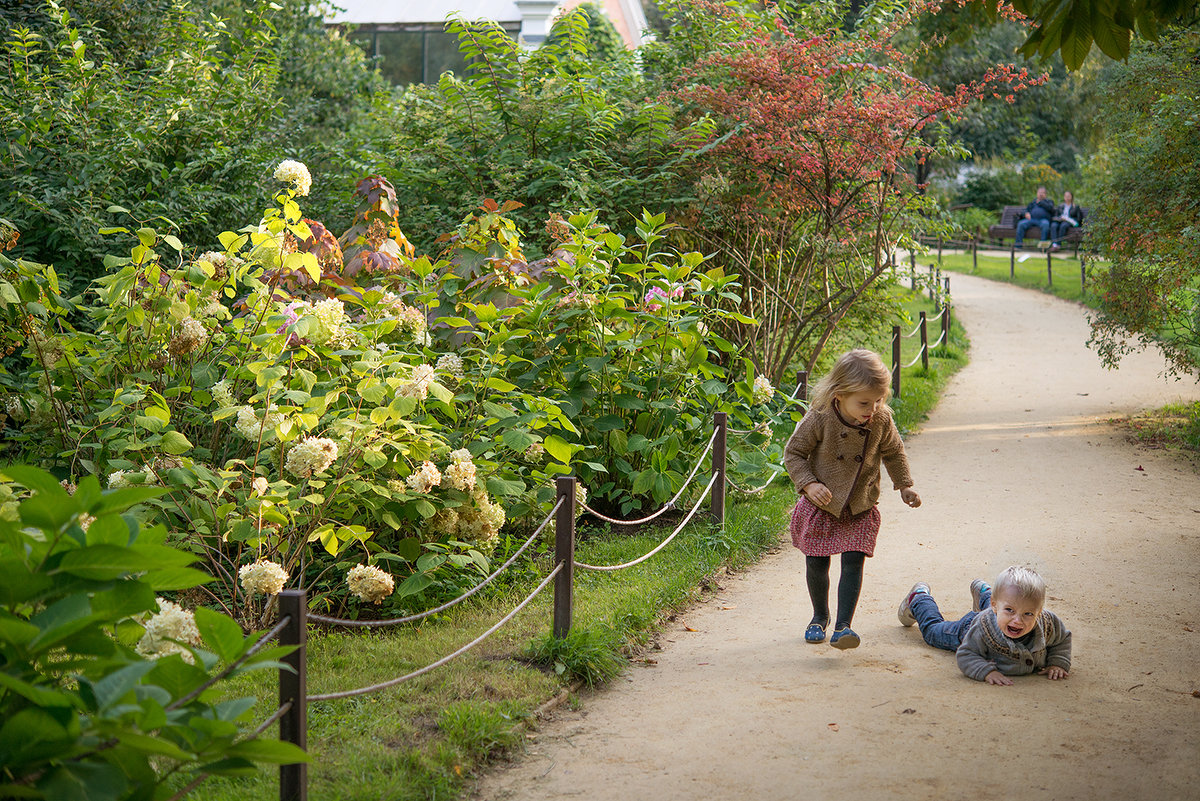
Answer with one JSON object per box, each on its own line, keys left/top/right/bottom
{"left": 808, "top": 349, "right": 892, "bottom": 412}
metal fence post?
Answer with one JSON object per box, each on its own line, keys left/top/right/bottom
{"left": 279, "top": 590, "right": 308, "bottom": 801}
{"left": 1010, "top": 244, "right": 1015, "bottom": 278}
{"left": 891, "top": 325, "right": 901, "bottom": 399}
{"left": 1047, "top": 250, "right": 1054, "bottom": 288}
{"left": 710, "top": 412, "right": 727, "bottom": 527}
{"left": 919, "top": 312, "right": 929, "bottom": 371}
{"left": 553, "top": 476, "right": 576, "bottom": 639}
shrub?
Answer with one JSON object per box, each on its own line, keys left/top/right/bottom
{"left": 0, "top": 465, "right": 306, "bottom": 800}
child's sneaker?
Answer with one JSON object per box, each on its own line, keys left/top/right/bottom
{"left": 829, "top": 627, "right": 860, "bottom": 650}
{"left": 897, "top": 582, "right": 930, "bottom": 627}
{"left": 970, "top": 579, "right": 991, "bottom": 612}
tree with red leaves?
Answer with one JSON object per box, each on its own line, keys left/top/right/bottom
{"left": 666, "top": 0, "right": 1036, "bottom": 380}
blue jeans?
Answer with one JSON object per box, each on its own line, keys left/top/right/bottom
{"left": 910, "top": 587, "right": 992, "bottom": 652}
{"left": 1050, "top": 220, "right": 1076, "bottom": 244}
{"left": 1014, "top": 218, "right": 1050, "bottom": 245}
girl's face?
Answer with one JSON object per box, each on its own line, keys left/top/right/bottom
{"left": 835, "top": 388, "right": 887, "bottom": 425}
{"left": 992, "top": 590, "right": 1043, "bottom": 639}
{"left": 1064, "top": 191, "right": 1074, "bottom": 204}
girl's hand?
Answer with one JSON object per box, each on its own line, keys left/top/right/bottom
{"left": 901, "top": 487, "right": 921, "bottom": 508}
{"left": 985, "top": 671, "right": 1013, "bottom": 686}
{"left": 1041, "top": 666, "right": 1070, "bottom": 680}
{"left": 803, "top": 482, "right": 833, "bottom": 505}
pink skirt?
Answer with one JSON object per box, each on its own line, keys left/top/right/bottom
{"left": 790, "top": 496, "right": 881, "bottom": 557}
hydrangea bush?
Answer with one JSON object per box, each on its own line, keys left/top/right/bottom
{"left": 0, "top": 168, "right": 785, "bottom": 620}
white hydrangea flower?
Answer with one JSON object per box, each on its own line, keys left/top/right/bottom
{"left": 524, "top": 442, "right": 545, "bottom": 461}
{"left": 239, "top": 559, "right": 289, "bottom": 596}
{"left": 273, "top": 159, "right": 312, "bottom": 196}
{"left": 406, "top": 460, "right": 441, "bottom": 494}
{"left": 234, "top": 405, "right": 285, "bottom": 440}
{"left": 251, "top": 476, "right": 269, "bottom": 496}
{"left": 436, "top": 353, "right": 464, "bottom": 381}
{"left": 284, "top": 436, "right": 339, "bottom": 479}
{"left": 456, "top": 488, "right": 505, "bottom": 551}
{"left": 3, "top": 396, "right": 26, "bottom": 421}
{"left": 136, "top": 599, "right": 202, "bottom": 662}
{"left": 398, "top": 363, "right": 436, "bottom": 401}
{"left": 752, "top": 374, "right": 775, "bottom": 405}
{"left": 211, "top": 379, "right": 236, "bottom": 408}
{"left": 575, "top": 482, "right": 588, "bottom": 508}
{"left": 347, "top": 564, "right": 394, "bottom": 604}
{"left": 108, "top": 470, "right": 130, "bottom": 489}
{"left": 443, "top": 448, "right": 477, "bottom": 491}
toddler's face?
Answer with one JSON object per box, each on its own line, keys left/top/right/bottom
{"left": 992, "top": 590, "right": 1043, "bottom": 639}
{"left": 836, "top": 389, "right": 887, "bottom": 426}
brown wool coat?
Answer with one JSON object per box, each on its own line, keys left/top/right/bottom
{"left": 782, "top": 403, "right": 914, "bottom": 517}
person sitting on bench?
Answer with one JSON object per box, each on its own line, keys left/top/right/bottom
{"left": 1049, "top": 190, "right": 1083, "bottom": 251}
{"left": 1014, "top": 186, "right": 1056, "bottom": 248}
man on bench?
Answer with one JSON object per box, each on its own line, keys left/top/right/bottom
{"left": 1013, "top": 186, "right": 1056, "bottom": 249}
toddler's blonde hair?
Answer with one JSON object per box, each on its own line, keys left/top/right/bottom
{"left": 992, "top": 566, "right": 1046, "bottom": 606}
{"left": 808, "top": 349, "right": 892, "bottom": 412}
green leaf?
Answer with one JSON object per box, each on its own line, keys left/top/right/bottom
{"left": 543, "top": 435, "right": 574, "bottom": 463}
{"left": 0, "top": 465, "right": 66, "bottom": 497}
{"left": 396, "top": 572, "right": 434, "bottom": 598}
{"left": 225, "top": 739, "right": 312, "bottom": 763}
{"left": 484, "top": 376, "right": 517, "bottom": 392}
{"left": 85, "top": 661, "right": 156, "bottom": 712}
{"left": 85, "top": 514, "right": 133, "bottom": 547}
{"left": 500, "top": 429, "right": 535, "bottom": 451}
{"left": 144, "top": 567, "right": 215, "bottom": 591}
{"left": 58, "top": 544, "right": 197, "bottom": 580}
{"left": 195, "top": 606, "right": 247, "bottom": 662}
{"left": 0, "top": 672, "right": 73, "bottom": 707}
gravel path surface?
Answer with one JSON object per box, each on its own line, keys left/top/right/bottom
{"left": 472, "top": 273, "right": 1200, "bottom": 801}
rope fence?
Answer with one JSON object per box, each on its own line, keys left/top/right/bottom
{"left": 890, "top": 278, "right": 953, "bottom": 399}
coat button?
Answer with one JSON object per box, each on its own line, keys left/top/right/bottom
{"left": 854, "top": 455, "right": 863, "bottom": 462}
{"left": 841, "top": 432, "right": 848, "bottom": 438}
{"left": 1025, "top": 659, "right": 1033, "bottom": 666}
{"left": 836, "top": 454, "right": 844, "bottom": 460}
{"left": 859, "top": 429, "right": 867, "bottom": 436}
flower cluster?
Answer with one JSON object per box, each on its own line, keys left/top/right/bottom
{"left": 347, "top": 564, "right": 394, "bottom": 604}
{"left": 136, "top": 599, "right": 202, "bottom": 662}
{"left": 239, "top": 559, "right": 289, "bottom": 596}
{"left": 311, "top": 298, "right": 358, "bottom": 349}
{"left": 211, "top": 380, "right": 236, "bottom": 408}
{"left": 285, "top": 436, "right": 339, "bottom": 478}
{"left": 380, "top": 293, "right": 428, "bottom": 340}
{"left": 436, "top": 353, "right": 464, "bottom": 382}
{"left": 443, "top": 448, "right": 477, "bottom": 491}
{"left": 251, "top": 476, "right": 269, "bottom": 496}
{"left": 398, "top": 364, "right": 435, "bottom": 400}
{"left": 645, "top": 284, "right": 684, "bottom": 312}
{"left": 274, "top": 159, "right": 312, "bottom": 197}
{"left": 557, "top": 289, "right": 599, "bottom": 309}
{"left": 457, "top": 488, "right": 506, "bottom": 550}
{"left": 167, "top": 316, "right": 207, "bottom": 358}
{"left": 2, "top": 396, "right": 25, "bottom": 421}
{"left": 524, "top": 442, "right": 545, "bottom": 461}
{"left": 752, "top": 374, "right": 775, "bottom": 405}
{"left": 406, "top": 460, "right": 441, "bottom": 493}
{"left": 234, "top": 405, "right": 285, "bottom": 439}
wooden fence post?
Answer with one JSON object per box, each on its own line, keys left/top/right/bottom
{"left": 1047, "top": 249, "right": 1054, "bottom": 288}
{"left": 927, "top": 264, "right": 935, "bottom": 301}
{"left": 553, "top": 477, "right": 576, "bottom": 639}
{"left": 710, "top": 412, "right": 727, "bottom": 527}
{"left": 919, "top": 312, "right": 929, "bottom": 371}
{"left": 279, "top": 590, "right": 308, "bottom": 801}
{"left": 891, "top": 325, "right": 901, "bottom": 399}
{"left": 972, "top": 238, "right": 978, "bottom": 273}
{"left": 1010, "top": 244, "right": 1015, "bottom": 278}
{"left": 1080, "top": 253, "right": 1087, "bottom": 293}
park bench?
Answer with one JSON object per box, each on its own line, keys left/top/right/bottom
{"left": 987, "top": 205, "right": 1088, "bottom": 251}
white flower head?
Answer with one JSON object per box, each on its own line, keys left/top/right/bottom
{"left": 136, "top": 598, "right": 202, "bottom": 662}
{"left": 436, "top": 353, "right": 464, "bottom": 381}
{"left": 211, "top": 379, "right": 236, "bottom": 408}
{"left": 398, "top": 363, "right": 436, "bottom": 401}
{"left": 347, "top": 564, "right": 395, "bottom": 604}
{"left": 273, "top": 159, "right": 312, "bottom": 196}
{"left": 752, "top": 374, "right": 774, "bottom": 405}
{"left": 108, "top": 470, "right": 130, "bottom": 489}
{"left": 239, "top": 559, "right": 289, "bottom": 596}
{"left": 235, "top": 405, "right": 285, "bottom": 440}
{"left": 251, "top": 476, "right": 269, "bottom": 496}
{"left": 406, "top": 460, "right": 441, "bottom": 494}
{"left": 444, "top": 448, "right": 477, "bottom": 491}
{"left": 284, "top": 436, "right": 339, "bottom": 479}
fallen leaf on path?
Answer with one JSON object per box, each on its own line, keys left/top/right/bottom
{"left": 1127, "top": 683, "right": 1144, "bottom": 692}
{"left": 827, "top": 723, "right": 839, "bottom": 732}
{"left": 1184, "top": 626, "right": 1194, "bottom": 632}
{"left": 720, "top": 605, "right": 737, "bottom": 610}
{"left": 1077, "top": 393, "right": 1089, "bottom": 396}
{"left": 1192, "top": 690, "right": 1199, "bottom": 698}
{"left": 901, "top": 709, "right": 916, "bottom": 715}
{"left": 683, "top": 624, "right": 698, "bottom": 631}
{"left": 1135, "top": 465, "right": 1145, "bottom": 471}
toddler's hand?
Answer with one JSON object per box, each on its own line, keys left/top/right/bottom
{"left": 1041, "top": 666, "right": 1070, "bottom": 681}
{"left": 901, "top": 487, "right": 921, "bottom": 508}
{"left": 985, "top": 671, "right": 1013, "bottom": 686}
{"left": 803, "top": 482, "right": 833, "bottom": 505}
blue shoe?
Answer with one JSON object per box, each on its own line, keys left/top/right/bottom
{"left": 829, "top": 627, "right": 860, "bottom": 650}
{"left": 970, "top": 579, "right": 991, "bottom": 613}
{"left": 898, "top": 582, "right": 930, "bottom": 627}
{"left": 804, "top": 623, "right": 826, "bottom": 644}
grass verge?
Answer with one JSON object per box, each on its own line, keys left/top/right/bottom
{"left": 180, "top": 287, "right": 968, "bottom": 801}
{"left": 914, "top": 248, "right": 1104, "bottom": 308}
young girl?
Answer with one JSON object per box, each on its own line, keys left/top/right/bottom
{"left": 783, "top": 349, "right": 921, "bottom": 649}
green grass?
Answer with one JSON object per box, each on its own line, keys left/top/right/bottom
{"left": 180, "top": 287, "right": 968, "bottom": 801}
{"left": 1124, "top": 401, "right": 1200, "bottom": 455}
{"left": 910, "top": 247, "right": 1107, "bottom": 308}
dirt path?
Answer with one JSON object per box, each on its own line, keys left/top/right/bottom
{"left": 473, "top": 274, "right": 1200, "bottom": 801}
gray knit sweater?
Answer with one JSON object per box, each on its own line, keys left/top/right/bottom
{"left": 956, "top": 608, "right": 1072, "bottom": 681}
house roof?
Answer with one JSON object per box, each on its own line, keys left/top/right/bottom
{"left": 327, "top": 1, "right": 524, "bottom": 25}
